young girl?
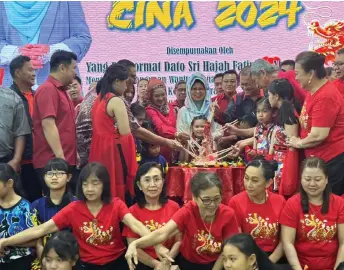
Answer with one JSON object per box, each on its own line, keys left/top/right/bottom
{"left": 222, "top": 234, "right": 287, "bottom": 270}
{"left": 140, "top": 143, "right": 167, "bottom": 172}
{"left": 181, "top": 115, "right": 213, "bottom": 162}
{"left": 0, "top": 163, "right": 37, "bottom": 270}
{"left": 41, "top": 231, "right": 79, "bottom": 270}
{"left": 268, "top": 78, "right": 299, "bottom": 196}
{"left": 31, "top": 158, "right": 78, "bottom": 270}
{"left": 125, "top": 172, "right": 239, "bottom": 270}
{"left": 250, "top": 98, "right": 275, "bottom": 158}
{"left": 0, "top": 163, "right": 168, "bottom": 270}
{"left": 123, "top": 162, "right": 181, "bottom": 270}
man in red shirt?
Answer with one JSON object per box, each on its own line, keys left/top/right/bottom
{"left": 10, "top": 55, "right": 42, "bottom": 202}
{"left": 171, "top": 80, "right": 186, "bottom": 115}
{"left": 213, "top": 73, "right": 223, "bottom": 95}
{"left": 333, "top": 48, "right": 344, "bottom": 98}
{"left": 280, "top": 59, "right": 295, "bottom": 71}
{"left": 212, "top": 70, "right": 238, "bottom": 125}
{"left": 33, "top": 50, "right": 78, "bottom": 194}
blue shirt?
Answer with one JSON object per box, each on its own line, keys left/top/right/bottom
{"left": 140, "top": 154, "right": 167, "bottom": 172}
{"left": 0, "top": 198, "right": 37, "bottom": 263}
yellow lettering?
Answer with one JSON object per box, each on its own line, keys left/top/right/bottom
{"left": 279, "top": 1, "right": 303, "bottom": 28}
{"left": 134, "top": 1, "right": 145, "bottom": 29}
{"left": 257, "top": 1, "right": 279, "bottom": 29}
{"left": 146, "top": 1, "right": 172, "bottom": 29}
{"left": 236, "top": 1, "right": 257, "bottom": 28}
{"left": 173, "top": 1, "right": 194, "bottom": 28}
{"left": 107, "top": 1, "right": 134, "bottom": 30}
{"left": 215, "top": 1, "right": 237, "bottom": 29}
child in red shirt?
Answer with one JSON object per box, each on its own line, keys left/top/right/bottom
{"left": 280, "top": 157, "right": 344, "bottom": 270}
{"left": 125, "top": 171, "right": 239, "bottom": 270}
{"left": 0, "top": 163, "right": 160, "bottom": 270}
{"left": 123, "top": 162, "right": 181, "bottom": 270}
{"left": 229, "top": 158, "right": 285, "bottom": 263}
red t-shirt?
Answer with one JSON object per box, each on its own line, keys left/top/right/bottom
{"left": 33, "top": 76, "right": 77, "bottom": 168}
{"left": 299, "top": 81, "right": 344, "bottom": 162}
{"left": 228, "top": 191, "right": 285, "bottom": 252}
{"left": 172, "top": 201, "right": 239, "bottom": 264}
{"left": 122, "top": 200, "right": 180, "bottom": 259}
{"left": 333, "top": 79, "right": 344, "bottom": 99}
{"left": 280, "top": 194, "right": 344, "bottom": 270}
{"left": 52, "top": 198, "right": 129, "bottom": 265}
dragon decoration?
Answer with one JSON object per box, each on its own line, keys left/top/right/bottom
{"left": 308, "top": 20, "right": 344, "bottom": 64}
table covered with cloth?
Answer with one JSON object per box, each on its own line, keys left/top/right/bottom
{"left": 166, "top": 166, "right": 245, "bottom": 205}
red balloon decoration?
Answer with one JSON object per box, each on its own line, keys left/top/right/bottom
{"left": 262, "top": 56, "right": 281, "bottom": 66}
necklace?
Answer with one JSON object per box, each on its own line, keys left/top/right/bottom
{"left": 201, "top": 215, "right": 215, "bottom": 240}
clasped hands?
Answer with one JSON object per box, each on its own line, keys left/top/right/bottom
{"left": 20, "top": 44, "right": 49, "bottom": 69}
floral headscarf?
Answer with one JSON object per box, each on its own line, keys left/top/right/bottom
{"left": 183, "top": 73, "right": 211, "bottom": 127}
{"left": 145, "top": 77, "right": 170, "bottom": 115}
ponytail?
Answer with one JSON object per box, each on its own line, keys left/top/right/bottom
{"left": 276, "top": 100, "right": 298, "bottom": 126}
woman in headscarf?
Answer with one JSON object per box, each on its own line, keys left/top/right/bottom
{"left": 145, "top": 78, "right": 189, "bottom": 163}
{"left": 177, "top": 73, "right": 222, "bottom": 145}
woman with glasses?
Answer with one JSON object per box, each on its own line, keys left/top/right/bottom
{"left": 125, "top": 172, "right": 239, "bottom": 270}
{"left": 228, "top": 158, "right": 285, "bottom": 263}
{"left": 123, "top": 162, "right": 181, "bottom": 270}
{"left": 31, "top": 158, "right": 78, "bottom": 270}
{"left": 176, "top": 73, "right": 222, "bottom": 144}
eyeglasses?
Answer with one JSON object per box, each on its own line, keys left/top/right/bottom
{"left": 199, "top": 196, "right": 222, "bottom": 205}
{"left": 45, "top": 172, "right": 67, "bottom": 178}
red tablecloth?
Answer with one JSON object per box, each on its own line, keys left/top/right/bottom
{"left": 166, "top": 166, "right": 245, "bottom": 205}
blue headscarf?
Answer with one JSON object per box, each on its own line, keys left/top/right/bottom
{"left": 4, "top": 1, "right": 50, "bottom": 44}
{"left": 184, "top": 72, "right": 211, "bottom": 127}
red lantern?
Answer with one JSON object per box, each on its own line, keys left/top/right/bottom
{"left": 262, "top": 56, "right": 281, "bottom": 66}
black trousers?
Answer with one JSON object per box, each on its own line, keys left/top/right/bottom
{"left": 36, "top": 165, "right": 79, "bottom": 195}
{"left": 21, "top": 163, "right": 42, "bottom": 202}
{"left": 1, "top": 255, "right": 33, "bottom": 270}
{"left": 327, "top": 152, "right": 344, "bottom": 195}
{"left": 76, "top": 254, "right": 129, "bottom": 270}
{"left": 176, "top": 254, "right": 215, "bottom": 270}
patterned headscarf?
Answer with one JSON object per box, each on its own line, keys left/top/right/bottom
{"left": 183, "top": 73, "right": 211, "bottom": 127}
{"left": 145, "top": 77, "right": 170, "bottom": 115}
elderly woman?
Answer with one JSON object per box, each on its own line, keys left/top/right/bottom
{"left": 177, "top": 73, "right": 222, "bottom": 144}
{"left": 289, "top": 51, "right": 344, "bottom": 196}
{"left": 145, "top": 78, "right": 189, "bottom": 163}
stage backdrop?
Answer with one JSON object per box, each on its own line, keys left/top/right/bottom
{"left": 1, "top": 1, "right": 343, "bottom": 98}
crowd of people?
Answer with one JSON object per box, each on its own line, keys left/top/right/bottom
{"left": 1, "top": 48, "right": 344, "bottom": 270}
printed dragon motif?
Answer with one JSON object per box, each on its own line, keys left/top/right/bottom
{"left": 308, "top": 20, "right": 344, "bottom": 64}
{"left": 300, "top": 214, "right": 336, "bottom": 241}
{"left": 246, "top": 213, "right": 278, "bottom": 240}
{"left": 195, "top": 230, "right": 222, "bottom": 255}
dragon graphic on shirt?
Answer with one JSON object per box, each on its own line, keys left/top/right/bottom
{"left": 300, "top": 214, "right": 336, "bottom": 241}
{"left": 193, "top": 230, "right": 222, "bottom": 255}
{"left": 299, "top": 103, "right": 308, "bottom": 130}
{"left": 246, "top": 213, "right": 278, "bottom": 241}
{"left": 308, "top": 20, "right": 344, "bottom": 64}
{"left": 80, "top": 220, "right": 113, "bottom": 245}
{"left": 144, "top": 219, "right": 166, "bottom": 232}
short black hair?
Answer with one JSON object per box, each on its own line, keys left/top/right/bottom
{"left": 280, "top": 59, "right": 295, "bottom": 69}
{"left": 214, "top": 73, "right": 223, "bottom": 80}
{"left": 0, "top": 163, "right": 23, "bottom": 197}
{"left": 337, "top": 48, "right": 344, "bottom": 55}
{"left": 50, "top": 50, "right": 77, "bottom": 72}
{"left": 74, "top": 75, "right": 82, "bottom": 85}
{"left": 41, "top": 231, "right": 79, "bottom": 264}
{"left": 76, "top": 163, "right": 112, "bottom": 204}
{"left": 134, "top": 162, "right": 168, "bottom": 208}
{"left": 337, "top": 262, "right": 344, "bottom": 270}
{"left": 190, "top": 172, "right": 222, "bottom": 197}
{"left": 223, "top": 70, "right": 239, "bottom": 81}
{"left": 117, "top": 59, "right": 135, "bottom": 68}
{"left": 130, "top": 103, "right": 146, "bottom": 118}
{"left": 43, "top": 158, "right": 70, "bottom": 176}
{"left": 10, "top": 55, "right": 31, "bottom": 78}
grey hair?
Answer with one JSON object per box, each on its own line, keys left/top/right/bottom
{"left": 250, "top": 59, "right": 280, "bottom": 76}
{"left": 239, "top": 66, "right": 251, "bottom": 76}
